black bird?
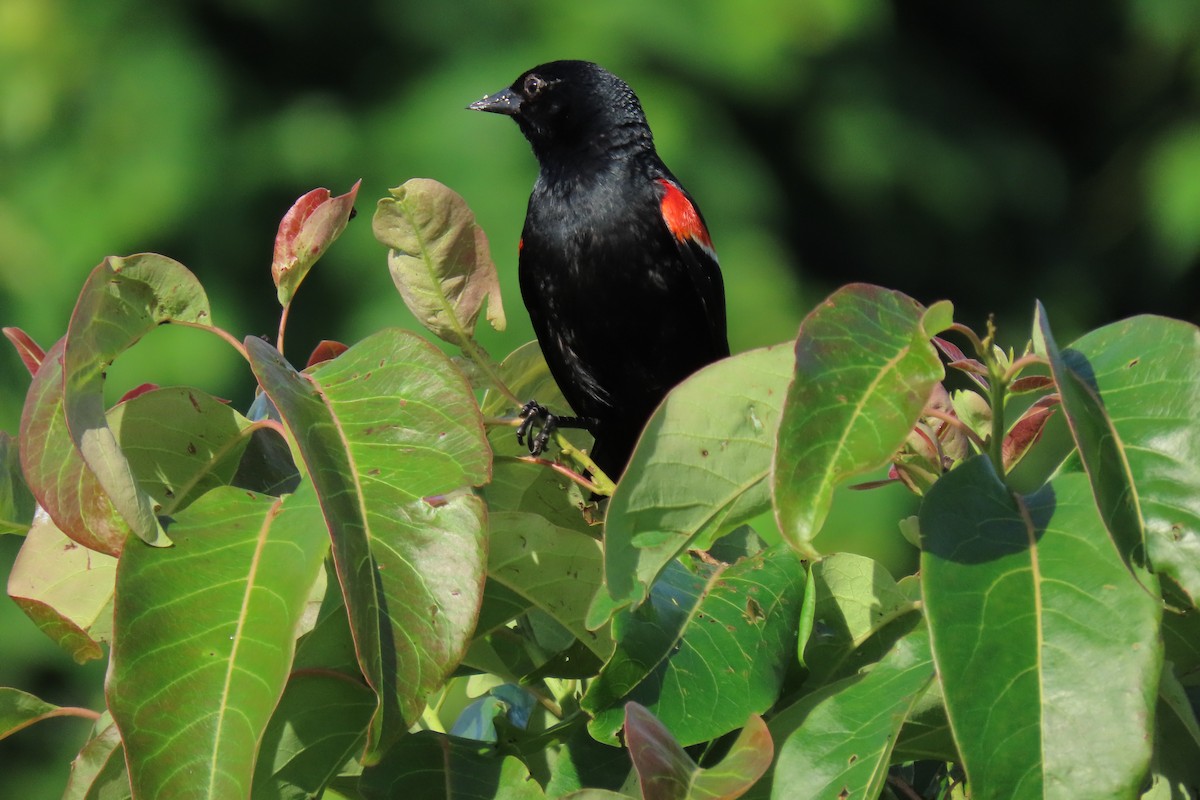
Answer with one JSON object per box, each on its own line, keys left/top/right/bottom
{"left": 469, "top": 60, "right": 728, "bottom": 480}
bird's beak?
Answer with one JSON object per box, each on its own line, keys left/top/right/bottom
{"left": 468, "top": 87, "right": 522, "bottom": 116}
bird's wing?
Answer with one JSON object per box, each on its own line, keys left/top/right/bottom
{"left": 655, "top": 177, "right": 730, "bottom": 357}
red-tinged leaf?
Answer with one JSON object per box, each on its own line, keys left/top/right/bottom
{"left": 625, "top": 703, "right": 771, "bottom": 800}
{"left": 115, "top": 383, "right": 159, "bottom": 405}
{"left": 1002, "top": 396, "right": 1060, "bottom": 472}
{"left": 7, "top": 511, "right": 116, "bottom": 663}
{"left": 273, "top": 181, "right": 361, "bottom": 306}
{"left": 625, "top": 703, "right": 692, "bottom": 800}
{"left": 934, "top": 336, "right": 988, "bottom": 388}
{"left": 305, "top": 339, "right": 349, "bottom": 368}
{"left": 3, "top": 326, "right": 45, "bottom": 376}
{"left": 848, "top": 477, "right": 900, "bottom": 491}
{"left": 246, "top": 328, "right": 490, "bottom": 762}
{"left": 20, "top": 339, "right": 130, "bottom": 555}
{"left": 63, "top": 254, "right": 213, "bottom": 547}
{"left": 690, "top": 715, "right": 773, "bottom": 799}
{"left": 1009, "top": 374, "right": 1055, "bottom": 394}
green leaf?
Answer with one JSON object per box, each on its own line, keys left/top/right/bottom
{"left": 107, "top": 386, "right": 258, "bottom": 515}
{"left": 1162, "top": 578, "right": 1200, "bottom": 685}
{"left": 247, "top": 328, "right": 490, "bottom": 760}
{"left": 594, "top": 342, "right": 795, "bottom": 623}
{"left": 0, "top": 431, "right": 34, "bottom": 534}
{"left": 62, "top": 717, "right": 131, "bottom": 800}
{"left": 373, "top": 178, "right": 506, "bottom": 347}
{"left": 272, "top": 181, "right": 361, "bottom": 307}
{"left": 766, "top": 624, "right": 935, "bottom": 800}
{"left": 1066, "top": 315, "right": 1200, "bottom": 605}
{"left": 1032, "top": 303, "right": 1146, "bottom": 578}
{"left": 359, "top": 731, "right": 547, "bottom": 800}
{"left": 623, "top": 702, "right": 772, "bottom": 800}
{"left": 251, "top": 671, "right": 375, "bottom": 800}
{"left": 0, "top": 686, "right": 87, "bottom": 740}
{"left": 800, "top": 552, "right": 920, "bottom": 687}
{"left": 6, "top": 512, "right": 116, "bottom": 663}
{"left": 584, "top": 546, "right": 805, "bottom": 746}
{"left": 1147, "top": 665, "right": 1200, "bottom": 798}
{"left": 487, "top": 511, "right": 611, "bottom": 660}
{"left": 774, "top": 284, "right": 945, "bottom": 559}
{"left": 20, "top": 339, "right": 131, "bottom": 555}
{"left": 481, "top": 341, "right": 593, "bottom": 533}
{"left": 107, "top": 485, "right": 329, "bottom": 800}
{"left": 920, "top": 457, "right": 1163, "bottom": 800}
{"left": 892, "top": 678, "right": 958, "bottom": 763}
{"left": 62, "top": 254, "right": 214, "bottom": 547}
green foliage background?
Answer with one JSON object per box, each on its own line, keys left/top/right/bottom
{"left": 1, "top": 0, "right": 1198, "bottom": 797}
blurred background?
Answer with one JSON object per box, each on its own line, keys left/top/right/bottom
{"left": 1, "top": 0, "right": 1197, "bottom": 796}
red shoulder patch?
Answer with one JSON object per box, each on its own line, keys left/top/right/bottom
{"left": 657, "top": 179, "right": 713, "bottom": 249}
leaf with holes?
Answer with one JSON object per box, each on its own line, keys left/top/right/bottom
{"left": 584, "top": 545, "right": 805, "bottom": 746}
{"left": 247, "top": 328, "right": 490, "bottom": 761}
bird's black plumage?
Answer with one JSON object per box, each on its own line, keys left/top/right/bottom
{"left": 470, "top": 60, "right": 728, "bottom": 479}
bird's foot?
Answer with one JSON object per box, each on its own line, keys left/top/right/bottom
{"left": 517, "top": 400, "right": 555, "bottom": 456}
{"left": 516, "top": 400, "right": 596, "bottom": 457}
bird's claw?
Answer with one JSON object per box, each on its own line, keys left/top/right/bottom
{"left": 517, "top": 400, "right": 556, "bottom": 456}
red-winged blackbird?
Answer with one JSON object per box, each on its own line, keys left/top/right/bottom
{"left": 470, "top": 60, "right": 728, "bottom": 480}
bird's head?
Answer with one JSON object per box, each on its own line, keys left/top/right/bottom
{"left": 469, "top": 60, "right": 652, "bottom": 164}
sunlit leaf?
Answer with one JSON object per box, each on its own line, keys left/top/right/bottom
{"left": 247, "top": 328, "right": 490, "bottom": 761}
{"left": 20, "top": 339, "right": 130, "bottom": 555}
{"left": 272, "top": 181, "right": 361, "bottom": 307}
{"left": 800, "top": 552, "right": 919, "bottom": 687}
{"left": 624, "top": 702, "right": 771, "bottom": 800}
{"left": 921, "top": 457, "right": 1162, "bottom": 799}
{"left": 1033, "top": 303, "right": 1146, "bottom": 577}
{"left": 7, "top": 510, "right": 116, "bottom": 663}
{"left": 1066, "top": 314, "right": 1200, "bottom": 605}
{"left": 766, "top": 625, "right": 935, "bottom": 800}
{"left": 107, "top": 386, "right": 258, "bottom": 515}
{"left": 373, "top": 178, "right": 506, "bottom": 347}
{"left": 0, "top": 687, "right": 95, "bottom": 740}
{"left": 774, "top": 284, "right": 946, "bottom": 559}
{"left": 480, "top": 341, "right": 593, "bottom": 533}
{"left": 594, "top": 342, "right": 794, "bottom": 624}
{"left": 487, "top": 511, "right": 611, "bottom": 660}
{"left": 107, "top": 485, "right": 329, "bottom": 800}
{"left": 584, "top": 546, "right": 805, "bottom": 746}
{"left": 62, "top": 254, "right": 214, "bottom": 546}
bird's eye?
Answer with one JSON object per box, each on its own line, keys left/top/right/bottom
{"left": 523, "top": 74, "right": 547, "bottom": 97}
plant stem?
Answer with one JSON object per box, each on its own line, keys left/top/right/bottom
{"left": 276, "top": 301, "right": 292, "bottom": 360}
{"left": 174, "top": 321, "right": 249, "bottom": 362}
